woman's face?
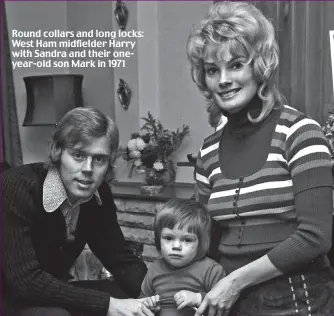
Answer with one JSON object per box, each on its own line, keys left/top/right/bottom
{"left": 204, "top": 43, "right": 258, "bottom": 115}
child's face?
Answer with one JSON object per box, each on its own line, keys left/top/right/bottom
{"left": 160, "top": 225, "right": 199, "bottom": 268}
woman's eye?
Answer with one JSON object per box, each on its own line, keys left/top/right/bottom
{"left": 231, "top": 62, "right": 243, "bottom": 70}
{"left": 205, "top": 67, "right": 218, "bottom": 75}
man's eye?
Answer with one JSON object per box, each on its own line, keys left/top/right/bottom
{"left": 95, "top": 156, "right": 107, "bottom": 164}
{"left": 73, "top": 153, "right": 84, "bottom": 160}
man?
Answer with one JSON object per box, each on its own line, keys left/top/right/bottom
{"left": 2, "top": 108, "right": 153, "bottom": 316}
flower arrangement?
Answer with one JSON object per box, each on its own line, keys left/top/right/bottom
{"left": 119, "top": 112, "right": 190, "bottom": 183}
{"left": 322, "top": 110, "right": 334, "bottom": 157}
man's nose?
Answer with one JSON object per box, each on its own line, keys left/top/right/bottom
{"left": 82, "top": 157, "right": 93, "bottom": 173}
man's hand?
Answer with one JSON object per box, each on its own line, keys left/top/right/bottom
{"left": 107, "top": 297, "right": 155, "bottom": 316}
{"left": 174, "top": 290, "right": 202, "bottom": 310}
{"left": 140, "top": 295, "right": 161, "bottom": 312}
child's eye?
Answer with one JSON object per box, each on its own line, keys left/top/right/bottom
{"left": 162, "top": 236, "right": 173, "bottom": 241}
{"left": 184, "top": 238, "right": 196, "bottom": 243}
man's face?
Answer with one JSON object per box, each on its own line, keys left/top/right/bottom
{"left": 59, "top": 136, "right": 111, "bottom": 204}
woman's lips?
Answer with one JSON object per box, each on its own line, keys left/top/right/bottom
{"left": 218, "top": 88, "right": 241, "bottom": 99}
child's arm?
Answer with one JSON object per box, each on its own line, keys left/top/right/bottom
{"left": 174, "top": 290, "right": 202, "bottom": 309}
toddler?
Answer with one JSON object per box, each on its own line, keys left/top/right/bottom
{"left": 140, "top": 199, "right": 225, "bottom": 316}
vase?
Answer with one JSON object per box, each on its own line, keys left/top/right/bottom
{"left": 139, "top": 168, "right": 164, "bottom": 195}
{"left": 144, "top": 167, "right": 164, "bottom": 185}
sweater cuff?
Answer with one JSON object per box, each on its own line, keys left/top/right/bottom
{"left": 292, "top": 166, "right": 332, "bottom": 195}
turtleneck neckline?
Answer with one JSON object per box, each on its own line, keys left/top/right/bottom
{"left": 223, "top": 96, "right": 263, "bottom": 138}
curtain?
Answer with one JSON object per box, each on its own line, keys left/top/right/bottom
{"left": 1, "top": 1, "right": 22, "bottom": 168}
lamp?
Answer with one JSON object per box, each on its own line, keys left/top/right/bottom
{"left": 22, "top": 74, "right": 84, "bottom": 126}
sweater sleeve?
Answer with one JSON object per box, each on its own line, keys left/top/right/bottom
{"left": 203, "top": 260, "right": 226, "bottom": 292}
{"left": 2, "top": 169, "right": 110, "bottom": 314}
{"left": 267, "top": 117, "right": 333, "bottom": 272}
{"left": 140, "top": 261, "right": 157, "bottom": 297}
{"left": 85, "top": 183, "right": 147, "bottom": 299}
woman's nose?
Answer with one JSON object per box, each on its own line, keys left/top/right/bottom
{"left": 218, "top": 70, "right": 232, "bottom": 89}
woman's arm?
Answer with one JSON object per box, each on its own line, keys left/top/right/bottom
{"left": 195, "top": 255, "right": 281, "bottom": 316}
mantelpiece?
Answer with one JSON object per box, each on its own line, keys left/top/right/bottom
{"left": 111, "top": 181, "right": 195, "bottom": 201}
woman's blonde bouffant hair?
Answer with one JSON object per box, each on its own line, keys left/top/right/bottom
{"left": 186, "top": 1, "right": 285, "bottom": 127}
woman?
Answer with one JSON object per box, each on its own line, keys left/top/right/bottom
{"left": 187, "top": 2, "right": 334, "bottom": 315}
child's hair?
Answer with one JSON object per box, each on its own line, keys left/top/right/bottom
{"left": 154, "top": 199, "right": 211, "bottom": 260}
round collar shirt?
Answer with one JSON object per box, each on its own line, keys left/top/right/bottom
{"left": 42, "top": 167, "right": 102, "bottom": 241}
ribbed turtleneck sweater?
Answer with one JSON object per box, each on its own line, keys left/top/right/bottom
{"left": 196, "top": 100, "right": 333, "bottom": 274}
{"left": 220, "top": 97, "right": 280, "bottom": 179}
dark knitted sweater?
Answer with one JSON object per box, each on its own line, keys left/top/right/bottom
{"left": 2, "top": 163, "right": 147, "bottom": 314}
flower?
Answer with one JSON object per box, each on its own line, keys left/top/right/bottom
{"left": 129, "top": 150, "right": 141, "bottom": 159}
{"left": 134, "top": 159, "right": 143, "bottom": 167}
{"left": 135, "top": 138, "right": 147, "bottom": 151}
{"left": 119, "top": 112, "right": 190, "bottom": 179}
{"left": 127, "top": 139, "right": 137, "bottom": 151}
{"left": 153, "top": 161, "right": 164, "bottom": 171}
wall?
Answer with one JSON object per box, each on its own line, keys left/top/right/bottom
{"left": 113, "top": 1, "right": 214, "bottom": 184}
{"left": 5, "top": 1, "right": 214, "bottom": 184}
{"left": 5, "top": 1, "right": 116, "bottom": 164}
{"left": 5, "top": 2, "right": 68, "bottom": 164}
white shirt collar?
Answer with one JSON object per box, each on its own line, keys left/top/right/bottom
{"left": 43, "top": 167, "right": 102, "bottom": 213}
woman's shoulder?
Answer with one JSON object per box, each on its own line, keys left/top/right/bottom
{"left": 279, "top": 105, "right": 320, "bottom": 128}
{"left": 201, "top": 128, "right": 223, "bottom": 151}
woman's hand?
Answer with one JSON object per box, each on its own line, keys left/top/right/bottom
{"left": 140, "top": 295, "right": 161, "bottom": 313}
{"left": 174, "top": 290, "right": 202, "bottom": 309}
{"left": 194, "top": 275, "right": 242, "bottom": 316}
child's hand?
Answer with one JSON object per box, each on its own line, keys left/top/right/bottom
{"left": 141, "top": 295, "right": 161, "bottom": 312}
{"left": 174, "top": 290, "right": 202, "bottom": 309}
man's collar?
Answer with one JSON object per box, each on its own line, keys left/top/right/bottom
{"left": 43, "top": 167, "right": 102, "bottom": 213}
